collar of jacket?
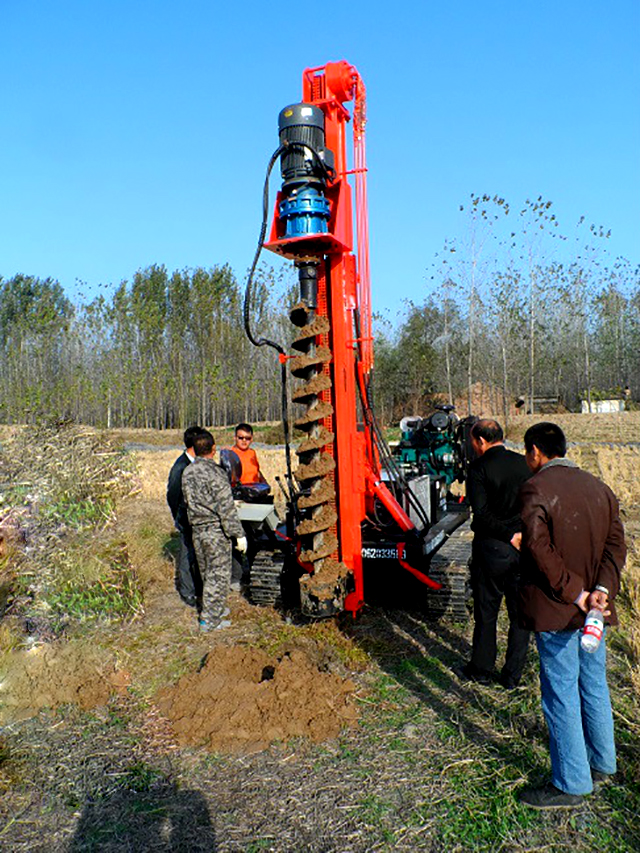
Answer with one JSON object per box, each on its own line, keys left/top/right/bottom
{"left": 541, "top": 457, "right": 578, "bottom": 470}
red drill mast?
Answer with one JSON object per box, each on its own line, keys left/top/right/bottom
{"left": 264, "top": 61, "right": 423, "bottom": 617}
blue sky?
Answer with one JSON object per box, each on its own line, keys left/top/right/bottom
{"left": 1, "top": 1, "right": 638, "bottom": 317}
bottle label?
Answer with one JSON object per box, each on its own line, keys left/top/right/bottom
{"left": 583, "top": 617, "right": 603, "bottom": 641}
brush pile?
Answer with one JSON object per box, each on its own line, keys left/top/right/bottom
{"left": 0, "top": 422, "right": 139, "bottom": 638}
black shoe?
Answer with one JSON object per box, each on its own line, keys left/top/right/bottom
{"left": 180, "top": 595, "right": 198, "bottom": 608}
{"left": 454, "top": 664, "right": 492, "bottom": 686}
{"left": 519, "top": 783, "right": 584, "bottom": 809}
{"left": 592, "top": 770, "right": 614, "bottom": 788}
{"left": 499, "top": 675, "right": 522, "bottom": 689}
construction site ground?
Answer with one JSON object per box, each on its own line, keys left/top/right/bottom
{"left": 1, "top": 416, "right": 639, "bottom": 852}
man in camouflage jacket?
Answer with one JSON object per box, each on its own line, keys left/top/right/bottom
{"left": 166, "top": 425, "right": 203, "bottom": 606}
{"left": 182, "top": 430, "right": 247, "bottom": 631}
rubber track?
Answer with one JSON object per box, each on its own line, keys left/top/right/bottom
{"left": 425, "top": 521, "right": 473, "bottom": 619}
{"left": 249, "top": 551, "right": 285, "bottom": 607}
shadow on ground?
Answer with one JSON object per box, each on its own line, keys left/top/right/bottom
{"left": 68, "top": 781, "right": 216, "bottom": 852}
{"left": 346, "top": 607, "right": 549, "bottom": 784}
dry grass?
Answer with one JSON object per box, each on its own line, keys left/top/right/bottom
{"left": 133, "top": 450, "right": 178, "bottom": 502}
{"left": 566, "top": 445, "right": 640, "bottom": 511}
{"left": 105, "top": 421, "right": 285, "bottom": 450}
{"left": 135, "top": 445, "right": 289, "bottom": 516}
{"left": 505, "top": 411, "right": 640, "bottom": 444}
{"left": 620, "top": 528, "right": 640, "bottom": 695}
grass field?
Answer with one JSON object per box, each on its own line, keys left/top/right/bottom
{"left": 505, "top": 411, "right": 640, "bottom": 445}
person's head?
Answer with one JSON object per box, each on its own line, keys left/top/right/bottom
{"left": 193, "top": 430, "right": 215, "bottom": 458}
{"left": 234, "top": 423, "right": 254, "bottom": 449}
{"left": 470, "top": 419, "right": 504, "bottom": 457}
{"left": 523, "top": 422, "right": 566, "bottom": 472}
{"left": 183, "top": 425, "right": 203, "bottom": 451}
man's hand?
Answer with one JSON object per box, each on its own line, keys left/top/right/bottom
{"left": 510, "top": 532, "right": 522, "bottom": 551}
{"left": 588, "top": 589, "right": 611, "bottom": 617}
{"left": 235, "top": 536, "right": 248, "bottom": 554}
{"left": 574, "top": 590, "right": 590, "bottom": 613}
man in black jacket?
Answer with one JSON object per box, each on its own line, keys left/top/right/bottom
{"left": 167, "top": 425, "right": 204, "bottom": 606}
{"left": 457, "top": 419, "right": 531, "bottom": 687}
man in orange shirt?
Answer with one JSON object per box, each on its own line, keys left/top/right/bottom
{"left": 232, "top": 423, "right": 267, "bottom": 485}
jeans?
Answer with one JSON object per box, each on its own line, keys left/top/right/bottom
{"left": 469, "top": 538, "right": 530, "bottom": 684}
{"left": 536, "top": 628, "right": 616, "bottom": 795}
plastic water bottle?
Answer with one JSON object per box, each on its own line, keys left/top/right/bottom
{"left": 581, "top": 609, "right": 604, "bottom": 653}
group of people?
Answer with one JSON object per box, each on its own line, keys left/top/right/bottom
{"left": 460, "top": 418, "right": 626, "bottom": 809}
{"left": 166, "top": 423, "right": 264, "bottom": 632}
{"left": 166, "top": 415, "right": 626, "bottom": 810}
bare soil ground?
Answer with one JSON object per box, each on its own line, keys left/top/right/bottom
{"left": 0, "top": 424, "right": 639, "bottom": 851}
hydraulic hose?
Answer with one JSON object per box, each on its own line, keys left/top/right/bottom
{"left": 243, "top": 140, "right": 333, "bottom": 502}
{"left": 351, "top": 308, "right": 430, "bottom": 528}
{"left": 243, "top": 142, "right": 287, "bottom": 353}
{"left": 243, "top": 143, "right": 294, "bottom": 495}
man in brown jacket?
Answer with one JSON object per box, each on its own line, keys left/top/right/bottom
{"left": 517, "top": 422, "right": 626, "bottom": 809}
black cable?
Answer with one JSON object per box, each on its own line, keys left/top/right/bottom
{"left": 243, "top": 143, "right": 287, "bottom": 352}
{"left": 243, "top": 143, "right": 298, "bottom": 502}
{"left": 243, "top": 140, "right": 332, "bottom": 502}
{"left": 357, "top": 362, "right": 431, "bottom": 529}
{"left": 351, "top": 309, "right": 430, "bottom": 529}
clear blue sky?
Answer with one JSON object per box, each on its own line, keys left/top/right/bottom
{"left": 1, "top": 1, "right": 638, "bottom": 317}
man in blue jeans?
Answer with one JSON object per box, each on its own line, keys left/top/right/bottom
{"left": 517, "top": 422, "right": 626, "bottom": 808}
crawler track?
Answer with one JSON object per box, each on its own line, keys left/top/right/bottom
{"left": 249, "top": 551, "right": 285, "bottom": 607}
{"left": 424, "top": 521, "right": 473, "bottom": 619}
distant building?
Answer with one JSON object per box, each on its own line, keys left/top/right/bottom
{"left": 581, "top": 399, "right": 625, "bottom": 414}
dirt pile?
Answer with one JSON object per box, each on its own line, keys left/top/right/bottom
{"left": 155, "top": 644, "right": 358, "bottom": 753}
{"left": 0, "top": 642, "right": 129, "bottom": 723}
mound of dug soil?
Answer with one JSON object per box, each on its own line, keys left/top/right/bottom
{"left": 0, "top": 643, "right": 129, "bottom": 723}
{"left": 155, "top": 644, "right": 358, "bottom": 753}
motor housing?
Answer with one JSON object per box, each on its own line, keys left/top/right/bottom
{"left": 277, "top": 103, "right": 333, "bottom": 237}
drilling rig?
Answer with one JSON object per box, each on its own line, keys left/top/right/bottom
{"left": 242, "top": 61, "right": 475, "bottom": 619}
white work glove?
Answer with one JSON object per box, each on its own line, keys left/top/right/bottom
{"left": 235, "top": 536, "right": 248, "bottom": 554}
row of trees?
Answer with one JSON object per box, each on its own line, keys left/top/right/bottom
{"left": 374, "top": 197, "right": 640, "bottom": 424}
{"left": 0, "top": 266, "right": 295, "bottom": 429}
{"left": 1, "top": 197, "right": 638, "bottom": 429}
{"left": 373, "top": 263, "right": 640, "bottom": 424}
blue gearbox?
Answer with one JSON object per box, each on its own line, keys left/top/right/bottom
{"left": 279, "top": 186, "right": 331, "bottom": 237}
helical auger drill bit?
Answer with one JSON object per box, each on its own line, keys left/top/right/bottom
{"left": 289, "top": 291, "right": 349, "bottom": 616}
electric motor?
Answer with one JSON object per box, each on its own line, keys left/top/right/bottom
{"left": 277, "top": 103, "right": 332, "bottom": 237}
{"left": 278, "top": 103, "right": 326, "bottom": 191}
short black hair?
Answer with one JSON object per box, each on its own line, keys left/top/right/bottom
{"left": 183, "top": 425, "right": 203, "bottom": 449}
{"left": 235, "top": 422, "right": 253, "bottom": 436}
{"left": 471, "top": 419, "right": 504, "bottom": 444}
{"left": 524, "top": 422, "right": 566, "bottom": 459}
{"left": 193, "top": 430, "right": 215, "bottom": 457}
